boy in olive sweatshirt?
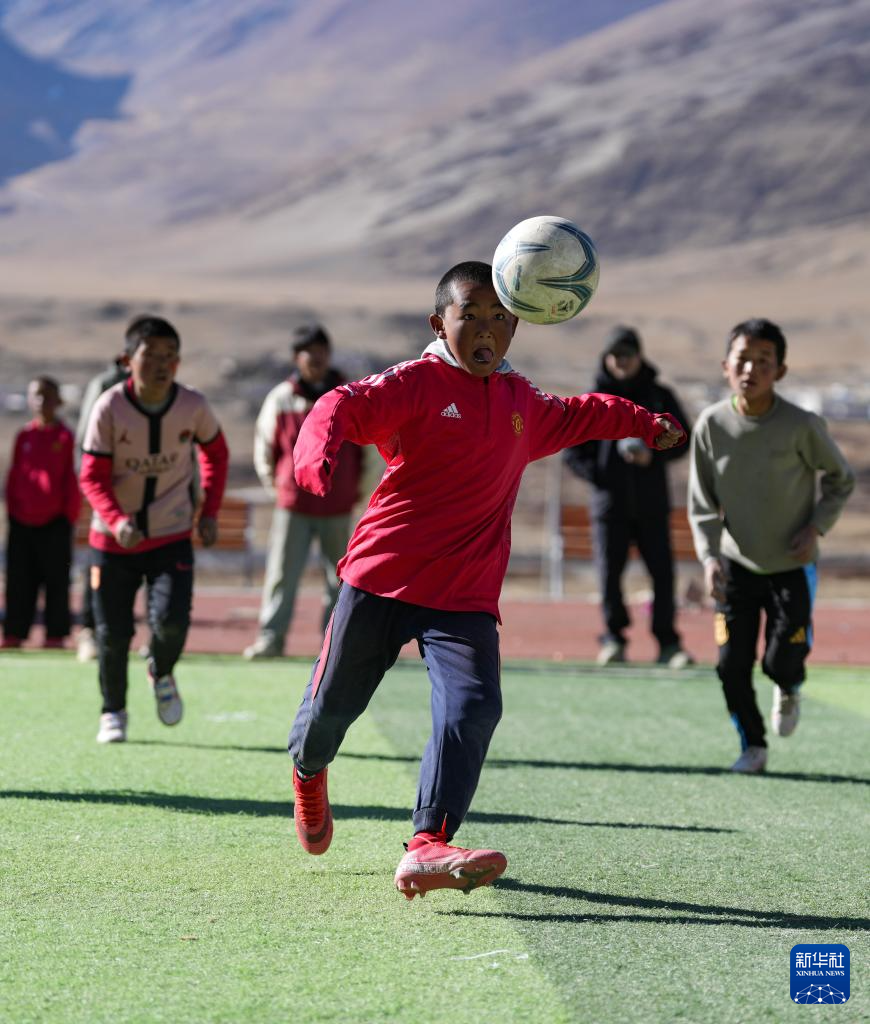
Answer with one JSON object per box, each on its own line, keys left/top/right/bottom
{"left": 688, "top": 319, "right": 854, "bottom": 773}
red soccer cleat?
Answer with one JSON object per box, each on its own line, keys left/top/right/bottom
{"left": 292, "top": 766, "right": 333, "bottom": 855}
{"left": 394, "top": 837, "right": 507, "bottom": 900}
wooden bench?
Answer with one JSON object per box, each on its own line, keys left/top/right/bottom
{"left": 75, "top": 495, "right": 255, "bottom": 583}
{"left": 560, "top": 504, "right": 697, "bottom": 562}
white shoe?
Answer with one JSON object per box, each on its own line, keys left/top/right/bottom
{"left": 77, "top": 628, "right": 98, "bottom": 663}
{"left": 243, "top": 636, "right": 283, "bottom": 660}
{"left": 97, "top": 710, "right": 128, "bottom": 743}
{"left": 772, "top": 687, "right": 801, "bottom": 737}
{"left": 657, "top": 644, "right": 696, "bottom": 669}
{"left": 730, "top": 746, "right": 767, "bottom": 774}
{"left": 149, "top": 666, "right": 183, "bottom": 726}
{"left": 596, "top": 640, "right": 626, "bottom": 666}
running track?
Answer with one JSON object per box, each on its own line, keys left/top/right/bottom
{"left": 178, "top": 587, "right": 868, "bottom": 666}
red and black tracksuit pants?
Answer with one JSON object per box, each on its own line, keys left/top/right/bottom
{"left": 715, "top": 557, "right": 816, "bottom": 750}
{"left": 91, "top": 539, "right": 194, "bottom": 713}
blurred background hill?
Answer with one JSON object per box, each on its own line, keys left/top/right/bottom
{"left": 0, "top": 0, "right": 868, "bottom": 586}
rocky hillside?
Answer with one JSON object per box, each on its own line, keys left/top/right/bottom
{"left": 0, "top": 0, "right": 867, "bottom": 285}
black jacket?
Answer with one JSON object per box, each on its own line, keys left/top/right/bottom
{"left": 564, "top": 359, "right": 690, "bottom": 520}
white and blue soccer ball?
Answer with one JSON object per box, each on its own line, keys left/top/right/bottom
{"left": 492, "top": 215, "right": 600, "bottom": 325}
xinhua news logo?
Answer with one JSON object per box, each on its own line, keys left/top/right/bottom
{"left": 790, "top": 944, "right": 850, "bottom": 1004}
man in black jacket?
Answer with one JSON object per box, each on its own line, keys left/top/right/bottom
{"left": 565, "top": 326, "right": 694, "bottom": 667}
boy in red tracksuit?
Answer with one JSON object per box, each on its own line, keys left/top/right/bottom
{"left": 287, "top": 261, "right": 686, "bottom": 898}
{"left": 3, "top": 376, "right": 81, "bottom": 649}
{"left": 80, "top": 316, "right": 229, "bottom": 744}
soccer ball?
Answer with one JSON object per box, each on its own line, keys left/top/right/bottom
{"left": 492, "top": 215, "right": 600, "bottom": 325}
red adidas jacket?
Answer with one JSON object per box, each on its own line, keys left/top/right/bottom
{"left": 5, "top": 419, "right": 80, "bottom": 527}
{"left": 294, "top": 351, "right": 680, "bottom": 619}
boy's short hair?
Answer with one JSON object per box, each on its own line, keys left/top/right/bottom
{"left": 434, "top": 261, "right": 494, "bottom": 316}
{"left": 124, "top": 315, "right": 181, "bottom": 357}
{"left": 30, "top": 374, "right": 61, "bottom": 396}
{"left": 727, "top": 318, "right": 786, "bottom": 364}
{"left": 291, "top": 323, "right": 331, "bottom": 353}
{"left": 604, "top": 325, "right": 641, "bottom": 356}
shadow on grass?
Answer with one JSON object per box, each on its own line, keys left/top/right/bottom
{"left": 443, "top": 879, "right": 870, "bottom": 932}
{"left": 126, "top": 739, "right": 287, "bottom": 755}
{"left": 339, "top": 751, "right": 869, "bottom": 786}
{"left": 123, "top": 740, "right": 867, "bottom": 787}
{"left": 0, "top": 789, "right": 734, "bottom": 832}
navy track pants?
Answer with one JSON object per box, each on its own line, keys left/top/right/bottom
{"left": 288, "top": 583, "right": 503, "bottom": 839}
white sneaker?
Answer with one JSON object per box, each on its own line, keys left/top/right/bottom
{"left": 97, "top": 710, "right": 128, "bottom": 743}
{"left": 149, "top": 666, "right": 183, "bottom": 726}
{"left": 730, "top": 746, "right": 767, "bottom": 774}
{"left": 772, "top": 687, "right": 801, "bottom": 737}
{"left": 596, "top": 640, "right": 626, "bottom": 666}
{"left": 243, "top": 636, "right": 283, "bottom": 660}
{"left": 657, "top": 644, "right": 696, "bottom": 669}
{"left": 77, "top": 628, "right": 98, "bottom": 663}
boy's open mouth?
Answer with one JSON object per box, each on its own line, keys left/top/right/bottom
{"left": 473, "top": 346, "right": 494, "bottom": 365}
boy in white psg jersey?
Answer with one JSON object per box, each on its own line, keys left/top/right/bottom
{"left": 80, "top": 316, "right": 229, "bottom": 743}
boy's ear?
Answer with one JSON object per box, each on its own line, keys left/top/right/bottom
{"left": 776, "top": 362, "right": 787, "bottom": 381}
{"left": 428, "top": 312, "right": 445, "bottom": 337}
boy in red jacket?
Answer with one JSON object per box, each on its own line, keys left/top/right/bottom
{"left": 3, "top": 376, "right": 81, "bottom": 649}
{"left": 80, "top": 316, "right": 228, "bottom": 743}
{"left": 288, "top": 262, "right": 685, "bottom": 898}
{"left": 243, "top": 324, "right": 363, "bottom": 659}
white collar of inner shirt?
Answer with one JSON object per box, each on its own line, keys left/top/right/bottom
{"left": 423, "top": 337, "right": 513, "bottom": 374}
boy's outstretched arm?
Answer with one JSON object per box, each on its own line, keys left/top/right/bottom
{"left": 528, "top": 391, "right": 687, "bottom": 462}
{"left": 294, "top": 380, "right": 405, "bottom": 496}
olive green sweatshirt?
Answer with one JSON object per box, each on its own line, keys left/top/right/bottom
{"left": 688, "top": 394, "right": 854, "bottom": 573}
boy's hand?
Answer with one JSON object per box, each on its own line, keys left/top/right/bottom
{"left": 652, "top": 415, "right": 686, "bottom": 450}
{"left": 114, "top": 518, "right": 143, "bottom": 549}
{"left": 704, "top": 556, "right": 726, "bottom": 603}
{"left": 788, "top": 524, "right": 819, "bottom": 563}
{"left": 198, "top": 515, "right": 218, "bottom": 548}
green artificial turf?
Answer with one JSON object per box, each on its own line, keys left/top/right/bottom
{"left": 0, "top": 653, "right": 867, "bottom": 1023}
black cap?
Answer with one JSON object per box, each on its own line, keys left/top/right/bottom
{"left": 291, "top": 323, "right": 331, "bottom": 353}
{"left": 605, "top": 325, "right": 641, "bottom": 356}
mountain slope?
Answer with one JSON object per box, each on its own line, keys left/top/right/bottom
{"left": 0, "top": 0, "right": 668, "bottom": 216}
{"left": 226, "top": 0, "right": 870, "bottom": 275}
{"left": 0, "top": 0, "right": 867, "bottom": 288}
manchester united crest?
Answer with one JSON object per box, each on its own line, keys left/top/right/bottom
{"left": 511, "top": 412, "right": 524, "bottom": 436}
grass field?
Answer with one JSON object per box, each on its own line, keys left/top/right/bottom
{"left": 1, "top": 653, "right": 867, "bottom": 1024}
